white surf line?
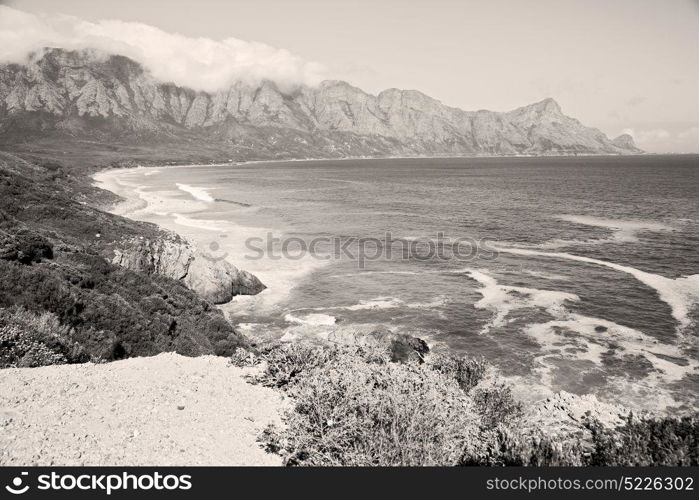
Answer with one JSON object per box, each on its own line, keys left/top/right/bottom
{"left": 495, "top": 246, "right": 699, "bottom": 333}
{"left": 557, "top": 215, "right": 674, "bottom": 244}
{"left": 288, "top": 295, "right": 447, "bottom": 313}
{"left": 465, "top": 269, "right": 698, "bottom": 394}
{"left": 175, "top": 183, "right": 215, "bottom": 202}
{"left": 514, "top": 215, "right": 676, "bottom": 250}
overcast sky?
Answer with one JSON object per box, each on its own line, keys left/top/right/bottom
{"left": 4, "top": 0, "right": 699, "bottom": 152}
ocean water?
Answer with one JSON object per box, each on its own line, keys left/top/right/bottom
{"left": 96, "top": 155, "right": 699, "bottom": 412}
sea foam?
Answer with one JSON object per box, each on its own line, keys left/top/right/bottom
{"left": 558, "top": 215, "right": 674, "bottom": 243}
{"left": 465, "top": 268, "right": 698, "bottom": 409}
{"left": 465, "top": 269, "right": 578, "bottom": 334}
{"left": 495, "top": 247, "right": 699, "bottom": 333}
{"left": 284, "top": 313, "right": 337, "bottom": 326}
{"left": 342, "top": 296, "right": 446, "bottom": 311}
{"left": 175, "top": 183, "right": 215, "bottom": 202}
{"left": 520, "top": 215, "right": 676, "bottom": 249}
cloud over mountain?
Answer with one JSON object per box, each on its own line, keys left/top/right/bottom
{"left": 0, "top": 6, "right": 326, "bottom": 92}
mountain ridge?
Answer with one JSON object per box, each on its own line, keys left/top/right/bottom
{"left": 0, "top": 48, "right": 641, "bottom": 157}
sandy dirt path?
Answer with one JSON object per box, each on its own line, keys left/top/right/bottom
{"left": 0, "top": 353, "right": 284, "bottom": 466}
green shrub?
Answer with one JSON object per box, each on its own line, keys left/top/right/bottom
{"left": 0, "top": 230, "right": 53, "bottom": 265}
{"left": 472, "top": 383, "right": 523, "bottom": 428}
{"left": 0, "top": 156, "right": 249, "bottom": 364}
{"left": 461, "top": 426, "right": 587, "bottom": 466}
{"left": 429, "top": 353, "right": 488, "bottom": 392}
{"left": 0, "top": 308, "right": 88, "bottom": 367}
{"left": 588, "top": 415, "right": 699, "bottom": 466}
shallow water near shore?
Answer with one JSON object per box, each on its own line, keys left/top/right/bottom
{"left": 95, "top": 155, "right": 699, "bottom": 413}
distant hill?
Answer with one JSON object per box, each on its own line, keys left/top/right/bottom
{"left": 0, "top": 48, "right": 640, "bottom": 158}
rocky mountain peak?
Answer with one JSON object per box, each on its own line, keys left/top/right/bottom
{"left": 510, "top": 97, "right": 563, "bottom": 119}
{"left": 537, "top": 97, "right": 562, "bottom": 113}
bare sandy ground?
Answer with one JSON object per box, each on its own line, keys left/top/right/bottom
{"left": 0, "top": 353, "right": 284, "bottom": 466}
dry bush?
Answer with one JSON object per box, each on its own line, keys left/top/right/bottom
{"left": 0, "top": 308, "right": 88, "bottom": 367}
{"left": 428, "top": 353, "right": 488, "bottom": 393}
{"left": 239, "top": 341, "right": 389, "bottom": 387}
{"left": 245, "top": 342, "right": 698, "bottom": 467}
{"left": 260, "top": 350, "right": 481, "bottom": 466}
{"left": 461, "top": 425, "right": 588, "bottom": 466}
{"left": 472, "top": 383, "right": 523, "bottom": 428}
{"left": 229, "top": 347, "right": 261, "bottom": 368}
{"left": 588, "top": 414, "right": 698, "bottom": 466}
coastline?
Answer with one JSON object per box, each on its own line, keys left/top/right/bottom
{"left": 92, "top": 164, "right": 330, "bottom": 324}
{"left": 91, "top": 158, "right": 699, "bottom": 414}
{"left": 92, "top": 150, "right": 654, "bottom": 175}
{"left": 2, "top": 151, "right": 695, "bottom": 466}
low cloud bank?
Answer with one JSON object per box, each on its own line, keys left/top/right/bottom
{"left": 622, "top": 126, "right": 699, "bottom": 153}
{"left": 0, "top": 6, "right": 326, "bottom": 92}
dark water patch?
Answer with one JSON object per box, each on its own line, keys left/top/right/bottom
{"left": 214, "top": 198, "right": 252, "bottom": 207}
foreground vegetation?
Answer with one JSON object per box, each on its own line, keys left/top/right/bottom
{"left": 232, "top": 342, "right": 699, "bottom": 466}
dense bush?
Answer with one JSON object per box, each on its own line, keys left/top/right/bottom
{"left": 0, "top": 308, "right": 89, "bottom": 367}
{"left": 245, "top": 342, "right": 387, "bottom": 387}
{"left": 461, "top": 426, "right": 588, "bottom": 466}
{"left": 588, "top": 415, "right": 699, "bottom": 466}
{"left": 0, "top": 154, "right": 248, "bottom": 365}
{"left": 429, "top": 353, "right": 488, "bottom": 392}
{"left": 246, "top": 342, "right": 521, "bottom": 465}
{"left": 261, "top": 350, "right": 480, "bottom": 466}
{"left": 0, "top": 230, "right": 54, "bottom": 264}
{"left": 245, "top": 342, "right": 698, "bottom": 467}
{"left": 472, "top": 384, "right": 523, "bottom": 428}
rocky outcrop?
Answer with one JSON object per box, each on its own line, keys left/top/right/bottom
{"left": 111, "top": 234, "right": 265, "bottom": 304}
{"left": 183, "top": 255, "right": 265, "bottom": 304}
{"left": 612, "top": 133, "right": 642, "bottom": 153}
{"left": 0, "top": 48, "right": 641, "bottom": 156}
{"left": 111, "top": 235, "right": 193, "bottom": 280}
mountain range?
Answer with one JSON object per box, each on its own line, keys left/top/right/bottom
{"left": 0, "top": 48, "right": 640, "bottom": 158}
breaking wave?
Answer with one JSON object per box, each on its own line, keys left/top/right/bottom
{"left": 494, "top": 246, "right": 699, "bottom": 333}
{"left": 175, "top": 183, "right": 215, "bottom": 202}
{"left": 284, "top": 313, "right": 337, "bottom": 326}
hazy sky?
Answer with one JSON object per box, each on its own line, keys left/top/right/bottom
{"left": 4, "top": 0, "right": 699, "bottom": 152}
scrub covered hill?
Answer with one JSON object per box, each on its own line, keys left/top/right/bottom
{"left": 0, "top": 151, "right": 250, "bottom": 367}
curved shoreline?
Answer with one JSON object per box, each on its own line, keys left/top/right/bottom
{"left": 91, "top": 158, "right": 699, "bottom": 415}
{"left": 92, "top": 164, "right": 331, "bottom": 321}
